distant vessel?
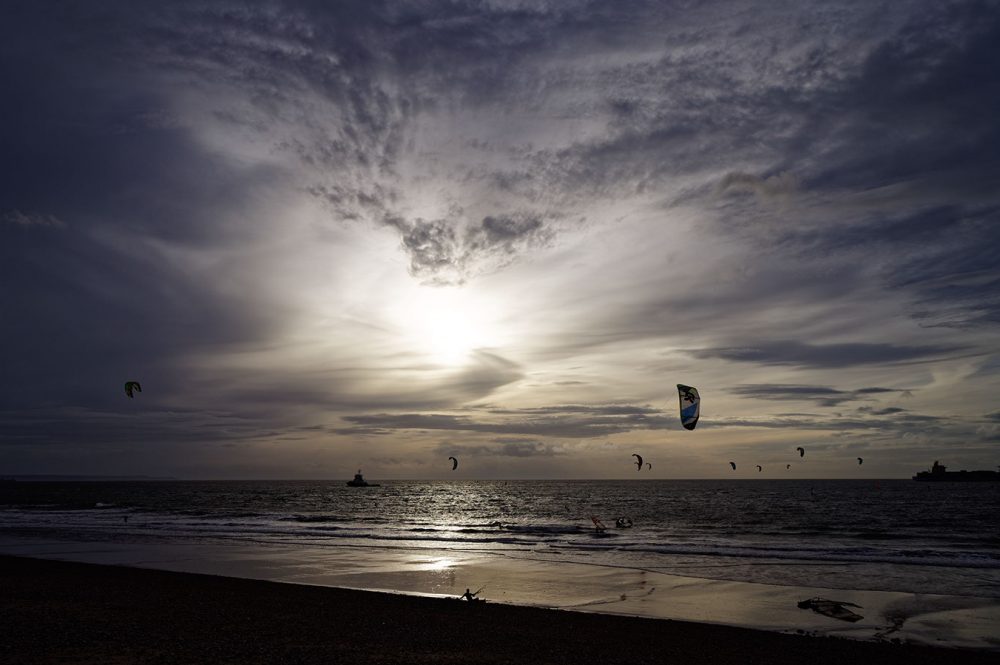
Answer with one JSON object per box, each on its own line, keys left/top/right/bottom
{"left": 346, "top": 470, "right": 380, "bottom": 487}
{"left": 913, "top": 460, "right": 1000, "bottom": 482}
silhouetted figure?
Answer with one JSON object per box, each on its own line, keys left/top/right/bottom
{"left": 461, "top": 588, "right": 479, "bottom": 602}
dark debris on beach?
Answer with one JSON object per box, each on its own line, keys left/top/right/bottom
{"left": 1, "top": 555, "right": 995, "bottom": 665}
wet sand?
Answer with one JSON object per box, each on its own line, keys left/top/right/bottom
{"left": 1, "top": 555, "right": 995, "bottom": 665}
{"left": 6, "top": 536, "right": 998, "bottom": 650}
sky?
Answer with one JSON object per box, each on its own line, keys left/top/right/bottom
{"left": 2, "top": 0, "right": 999, "bottom": 480}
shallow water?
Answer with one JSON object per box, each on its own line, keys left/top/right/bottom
{"left": 2, "top": 479, "right": 998, "bottom": 597}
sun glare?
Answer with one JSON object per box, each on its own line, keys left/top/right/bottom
{"left": 424, "top": 557, "right": 456, "bottom": 571}
{"left": 391, "top": 286, "right": 496, "bottom": 364}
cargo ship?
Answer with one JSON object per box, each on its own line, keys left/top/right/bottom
{"left": 913, "top": 460, "right": 1000, "bottom": 481}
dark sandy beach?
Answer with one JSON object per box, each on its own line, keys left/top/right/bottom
{"left": 1, "top": 555, "right": 995, "bottom": 664}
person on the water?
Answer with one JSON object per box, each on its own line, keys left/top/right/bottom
{"left": 590, "top": 515, "right": 607, "bottom": 533}
{"left": 461, "top": 588, "right": 479, "bottom": 602}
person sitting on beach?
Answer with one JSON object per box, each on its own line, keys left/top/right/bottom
{"left": 461, "top": 588, "right": 479, "bottom": 602}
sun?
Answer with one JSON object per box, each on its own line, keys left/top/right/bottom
{"left": 391, "top": 286, "right": 496, "bottom": 364}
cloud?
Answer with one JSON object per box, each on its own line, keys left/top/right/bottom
{"left": 338, "top": 402, "right": 671, "bottom": 439}
{"left": 729, "top": 384, "right": 904, "bottom": 407}
{"left": 383, "top": 211, "right": 553, "bottom": 285}
{"left": 693, "top": 341, "right": 960, "bottom": 368}
{"left": 695, "top": 4, "right": 1000, "bottom": 328}
{"left": 857, "top": 406, "right": 906, "bottom": 415}
{"left": 436, "top": 438, "right": 565, "bottom": 458}
{"left": 717, "top": 171, "right": 799, "bottom": 202}
{"left": 3, "top": 1, "right": 999, "bottom": 476}
{"left": 485, "top": 405, "right": 661, "bottom": 416}
{"left": 1, "top": 210, "right": 66, "bottom": 229}
{"left": 711, "top": 412, "right": 948, "bottom": 433}
{"left": 0, "top": 406, "right": 276, "bottom": 449}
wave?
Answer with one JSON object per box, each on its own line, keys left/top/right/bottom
{"left": 3, "top": 507, "right": 996, "bottom": 572}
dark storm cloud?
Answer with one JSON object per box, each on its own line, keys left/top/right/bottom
{"left": 693, "top": 341, "right": 959, "bottom": 368}
{"left": 729, "top": 384, "right": 902, "bottom": 407}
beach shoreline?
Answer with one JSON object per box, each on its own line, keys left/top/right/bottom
{"left": 3, "top": 533, "right": 999, "bottom": 654}
{"left": 3, "top": 554, "right": 998, "bottom": 665}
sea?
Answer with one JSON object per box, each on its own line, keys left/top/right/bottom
{"left": 2, "top": 479, "right": 998, "bottom": 599}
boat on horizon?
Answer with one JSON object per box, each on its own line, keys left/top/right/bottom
{"left": 346, "top": 470, "right": 380, "bottom": 487}
{"left": 912, "top": 460, "right": 1000, "bottom": 482}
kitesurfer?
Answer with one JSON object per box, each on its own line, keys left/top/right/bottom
{"left": 461, "top": 588, "right": 480, "bottom": 602}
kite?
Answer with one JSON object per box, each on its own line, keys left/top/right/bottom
{"left": 677, "top": 384, "right": 700, "bottom": 430}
